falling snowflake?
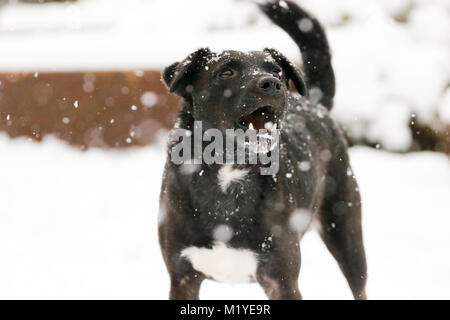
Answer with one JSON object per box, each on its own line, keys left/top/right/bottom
{"left": 289, "top": 209, "right": 312, "bottom": 233}
{"left": 140, "top": 91, "right": 158, "bottom": 108}
{"left": 213, "top": 224, "right": 234, "bottom": 243}
{"left": 298, "top": 18, "right": 313, "bottom": 33}
{"left": 223, "top": 89, "right": 232, "bottom": 98}
{"left": 298, "top": 161, "right": 311, "bottom": 171}
{"left": 320, "top": 149, "right": 332, "bottom": 162}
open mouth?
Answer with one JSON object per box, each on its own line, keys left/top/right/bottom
{"left": 238, "top": 106, "right": 277, "bottom": 131}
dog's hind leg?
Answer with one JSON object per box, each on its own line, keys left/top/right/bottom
{"left": 317, "top": 168, "right": 368, "bottom": 300}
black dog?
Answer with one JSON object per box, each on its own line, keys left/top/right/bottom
{"left": 159, "top": 0, "right": 367, "bottom": 300}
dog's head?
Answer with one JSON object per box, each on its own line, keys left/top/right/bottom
{"left": 162, "top": 48, "right": 307, "bottom": 132}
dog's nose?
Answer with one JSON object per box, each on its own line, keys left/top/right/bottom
{"left": 257, "top": 76, "right": 282, "bottom": 94}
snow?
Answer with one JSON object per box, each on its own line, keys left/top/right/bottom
{"left": 212, "top": 224, "right": 234, "bottom": 243}
{"left": 62, "top": 117, "right": 70, "bottom": 124}
{"left": 0, "top": 0, "right": 292, "bottom": 71}
{"left": 0, "top": 135, "right": 449, "bottom": 299}
{"left": 140, "top": 92, "right": 158, "bottom": 108}
{"left": 438, "top": 88, "right": 450, "bottom": 124}
{"left": 289, "top": 209, "right": 312, "bottom": 233}
{"left": 298, "top": 161, "right": 311, "bottom": 172}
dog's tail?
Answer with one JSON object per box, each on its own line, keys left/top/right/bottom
{"left": 259, "top": 0, "right": 335, "bottom": 109}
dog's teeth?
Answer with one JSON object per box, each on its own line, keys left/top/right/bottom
{"left": 249, "top": 123, "right": 255, "bottom": 130}
{"left": 264, "top": 121, "right": 274, "bottom": 130}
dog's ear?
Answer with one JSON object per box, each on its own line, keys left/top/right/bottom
{"left": 162, "top": 48, "right": 211, "bottom": 97}
{"left": 264, "top": 48, "right": 307, "bottom": 97}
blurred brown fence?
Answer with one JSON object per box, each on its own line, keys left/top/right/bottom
{"left": 0, "top": 71, "right": 181, "bottom": 149}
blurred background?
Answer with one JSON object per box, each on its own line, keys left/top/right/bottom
{"left": 0, "top": 0, "right": 449, "bottom": 299}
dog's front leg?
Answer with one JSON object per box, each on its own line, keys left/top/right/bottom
{"left": 169, "top": 260, "right": 205, "bottom": 300}
{"left": 256, "top": 269, "right": 302, "bottom": 300}
{"left": 256, "top": 249, "right": 302, "bottom": 300}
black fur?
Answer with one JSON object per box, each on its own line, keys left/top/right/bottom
{"left": 263, "top": 48, "right": 307, "bottom": 97}
{"left": 159, "top": 0, "right": 366, "bottom": 300}
{"left": 163, "top": 48, "right": 212, "bottom": 97}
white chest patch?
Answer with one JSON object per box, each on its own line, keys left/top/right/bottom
{"left": 217, "top": 164, "right": 249, "bottom": 193}
{"left": 181, "top": 242, "right": 258, "bottom": 283}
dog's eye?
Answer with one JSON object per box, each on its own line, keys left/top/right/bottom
{"left": 272, "top": 70, "right": 282, "bottom": 79}
{"left": 218, "top": 68, "right": 235, "bottom": 79}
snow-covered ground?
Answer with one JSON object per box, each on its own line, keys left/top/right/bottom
{"left": 0, "top": 0, "right": 449, "bottom": 152}
{"left": 0, "top": 135, "right": 449, "bottom": 299}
